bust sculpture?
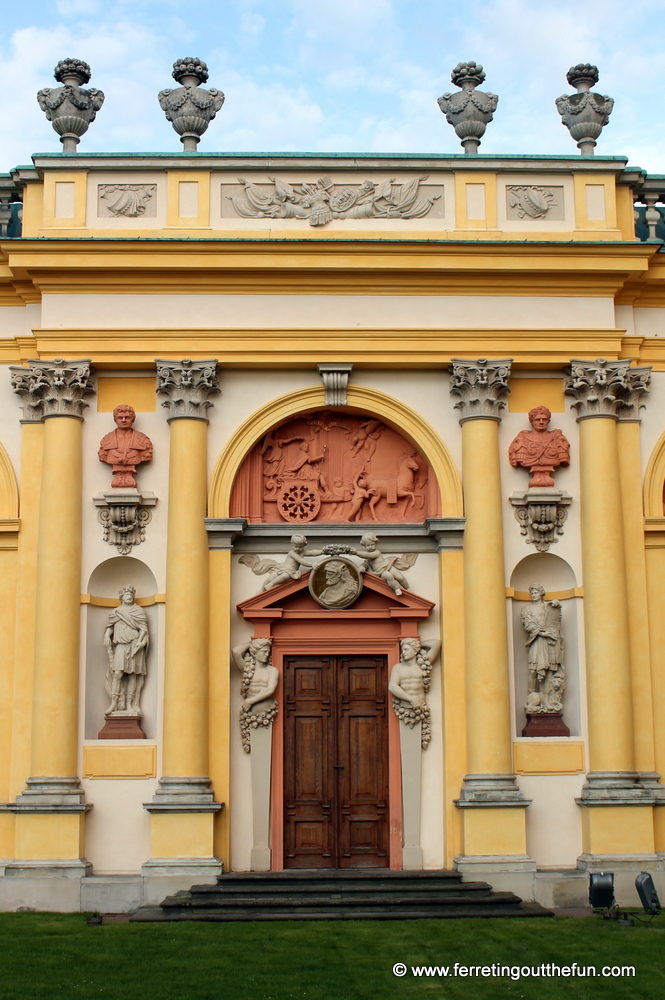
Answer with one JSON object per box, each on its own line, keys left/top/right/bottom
{"left": 521, "top": 583, "right": 569, "bottom": 736}
{"left": 388, "top": 637, "right": 441, "bottom": 749}
{"left": 232, "top": 639, "right": 279, "bottom": 753}
{"left": 509, "top": 405, "right": 570, "bottom": 487}
{"left": 103, "top": 585, "right": 149, "bottom": 722}
{"left": 99, "top": 404, "right": 153, "bottom": 488}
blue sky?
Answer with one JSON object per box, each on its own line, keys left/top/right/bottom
{"left": 1, "top": 0, "right": 664, "bottom": 173}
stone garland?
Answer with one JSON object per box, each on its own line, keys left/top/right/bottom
{"left": 392, "top": 648, "right": 433, "bottom": 750}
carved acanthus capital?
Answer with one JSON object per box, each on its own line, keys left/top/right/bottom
{"left": 449, "top": 358, "right": 512, "bottom": 422}
{"left": 37, "top": 59, "right": 104, "bottom": 152}
{"left": 564, "top": 358, "right": 650, "bottom": 420}
{"left": 156, "top": 358, "right": 220, "bottom": 421}
{"left": 158, "top": 57, "right": 224, "bottom": 151}
{"left": 10, "top": 358, "right": 94, "bottom": 420}
{"left": 317, "top": 363, "right": 353, "bottom": 405}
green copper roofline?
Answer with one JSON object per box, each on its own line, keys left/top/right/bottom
{"left": 25, "top": 151, "right": 631, "bottom": 161}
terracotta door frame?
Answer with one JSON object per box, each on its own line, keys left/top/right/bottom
{"left": 271, "top": 637, "right": 403, "bottom": 870}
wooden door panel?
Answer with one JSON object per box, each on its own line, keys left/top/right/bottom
{"left": 284, "top": 654, "right": 388, "bottom": 869}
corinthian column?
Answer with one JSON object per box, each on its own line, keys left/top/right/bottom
{"left": 449, "top": 359, "right": 531, "bottom": 872}
{"left": 144, "top": 360, "right": 222, "bottom": 875}
{"left": 7, "top": 359, "right": 94, "bottom": 873}
{"left": 565, "top": 358, "right": 662, "bottom": 862}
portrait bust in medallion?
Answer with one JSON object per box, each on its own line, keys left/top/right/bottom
{"left": 308, "top": 556, "right": 362, "bottom": 609}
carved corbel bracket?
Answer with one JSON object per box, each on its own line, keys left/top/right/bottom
{"left": 510, "top": 489, "right": 572, "bottom": 552}
{"left": 93, "top": 490, "right": 157, "bottom": 555}
{"left": 316, "top": 363, "right": 353, "bottom": 406}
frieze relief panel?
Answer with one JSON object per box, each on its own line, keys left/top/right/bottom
{"left": 98, "top": 184, "right": 157, "bottom": 218}
{"left": 230, "top": 410, "right": 439, "bottom": 524}
{"left": 219, "top": 175, "right": 445, "bottom": 226}
{"left": 506, "top": 185, "right": 564, "bottom": 221}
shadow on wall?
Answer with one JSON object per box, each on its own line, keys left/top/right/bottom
{"left": 510, "top": 553, "right": 581, "bottom": 738}
{"left": 85, "top": 556, "right": 159, "bottom": 740}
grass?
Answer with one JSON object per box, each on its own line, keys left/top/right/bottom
{"left": 0, "top": 912, "right": 664, "bottom": 999}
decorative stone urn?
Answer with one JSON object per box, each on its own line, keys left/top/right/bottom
{"left": 158, "top": 57, "right": 225, "bottom": 151}
{"left": 37, "top": 59, "right": 105, "bottom": 152}
{"left": 437, "top": 61, "right": 498, "bottom": 154}
{"left": 555, "top": 64, "right": 614, "bottom": 155}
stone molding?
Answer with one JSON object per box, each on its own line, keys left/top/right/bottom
{"left": 155, "top": 358, "right": 220, "bottom": 421}
{"left": 93, "top": 490, "right": 157, "bottom": 554}
{"left": 455, "top": 773, "right": 532, "bottom": 809}
{"left": 8, "top": 776, "right": 91, "bottom": 813}
{"left": 449, "top": 358, "right": 512, "bottom": 422}
{"left": 510, "top": 489, "right": 572, "bottom": 552}
{"left": 316, "top": 363, "right": 353, "bottom": 405}
{"left": 205, "top": 517, "right": 465, "bottom": 552}
{"left": 10, "top": 358, "right": 95, "bottom": 421}
{"left": 576, "top": 771, "right": 665, "bottom": 807}
{"left": 144, "top": 776, "right": 223, "bottom": 813}
{"left": 564, "top": 358, "right": 651, "bottom": 421}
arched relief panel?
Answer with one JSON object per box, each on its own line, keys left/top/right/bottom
{"left": 644, "top": 428, "right": 665, "bottom": 517}
{"left": 209, "top": 385, "right": 463, "bottom": 519}
{"left": 85, "top": 557, "right": 159, "bottom": 740}
{"left": 510, "top": 553, "right": 581, "bottom": 738}
{"left": 0, "top": 438, "right": 19, "bottom": 519}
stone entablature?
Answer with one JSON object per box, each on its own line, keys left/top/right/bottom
{"left": 7, "top": 152, "right": 637, "bottom": 241}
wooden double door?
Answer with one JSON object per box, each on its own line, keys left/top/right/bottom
{"left": 283, "top": 654, "right": 390, "bottom": 869}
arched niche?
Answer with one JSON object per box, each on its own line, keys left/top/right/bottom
{"left": 85, "top": 557, "right": 159, "bottom": 740}
{"left": 510, "top": 553, "right": 581, "bottom": 738}
{"left": 644, "top": 428, "right": 665, "bottom": 517}
{"left": 0, "top": 438, "right": 19, "bottom": 518}
{"left": 209, "top": 384, "right": 463, "bottom": 519}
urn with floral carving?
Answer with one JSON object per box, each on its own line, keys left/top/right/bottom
{"left": 158, "top": 57, "right": 225, "bottom": 151}
{"left": 437, "top": 62, "right": 498, "bottom": 155}
{"left": 555, "top": 64, "right": 614, "bottom": 156}
{"left": 37, "top": 59, "right": 104, "bottom": 153}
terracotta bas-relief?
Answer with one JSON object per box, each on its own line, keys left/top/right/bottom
{"left": 509, "top": 405, "right": 570, "bottom": 488}
{"left": 521, "top": 583, "right": 569, "bottom": 738}
{"left": 98, "top": 404, "right": 153, "bottom": 488}
{"left": 230, "top": 410, "right": 438, "bottom": 525}
{"left": 98, "top": 585, "right": 149, "bottom": 739}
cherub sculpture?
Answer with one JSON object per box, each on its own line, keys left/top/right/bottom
{"left": 353, "top": 533, "right": 417, "bottom": 595}
{"left": 239, "top": 534, "right": 322, "bottom": 592}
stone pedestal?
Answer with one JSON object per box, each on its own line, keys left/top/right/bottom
{"left": 98, "top": 715, "right": 145, "bottom": 740}
{"left": 399, "top": 721, "right": 423, "bottom": 869}
{"left": 93, "top": 490, "right": 156, "bottom": 554}
{"left": 522, "top": 713, "right": 570, "bottom": 737}
{"left": 250, "top": 724, "right": 272, "bottom": 871}
{"left": 510, "top": 489, "right": 572, "bottom": 552}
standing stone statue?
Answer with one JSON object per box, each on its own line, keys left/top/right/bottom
{"left": 509, "top": 405, "right": 570, "bottom": 487}
{"left": 99, "top": 585, "right": 149, "bottom": 739}
{"left": 521, "top": 583, "right": 569, "bottom": 736}
{"left": 388, "top": 637, "right": 441, "bottom": 749}
{"left": 98, "top": 404, "right": 153, "bottom": 488}
{"left": 232, "top": 639, "right": 279, "bottom": 753}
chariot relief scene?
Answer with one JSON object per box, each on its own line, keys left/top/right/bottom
{"left": 230, "top": 411, "right": 439, "bottom": 524}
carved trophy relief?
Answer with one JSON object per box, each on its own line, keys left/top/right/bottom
{"left": 98, "top": 585, "right": 149, "bottom": 739}
{"left": 388, "top": 638, "right": 441, "bottom": 749}
{"left": 224, "top": 175, "right": 441, "bottom": 226}
{"left": 98, "top": 184, "right": 157, "bottom": 218}
{"left": 506, "top": 186, "right": 564, "bottom": 221}
{"left": 521, "top": 583, "right": 569, "bottom": 737}
{"left": 231, "top": 411, "right": 437, "bottom": 525}
{"left": 232, "top": 639, "right": 278, "bottom": 753}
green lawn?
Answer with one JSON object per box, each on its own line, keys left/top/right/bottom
{"left": 0, "top": 913, "right": 663, "bottom": 1000}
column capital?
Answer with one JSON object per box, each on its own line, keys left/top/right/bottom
{"left": 449, "top": 358, "right": 512, "bottom": 422}
{"left": 10, "top": 358, "right": 94, "bottom": 421}
{"left": 564, "top": 358, "right": 651, "bottom": 421}
{"left": 156, "top": 358, "right": 220, "bottom": 421}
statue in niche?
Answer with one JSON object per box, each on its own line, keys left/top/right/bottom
{"left": 232, "top": 638, "right": 278, "bottom": 753}
{"left": 99, "top": 404, "right": 153, "bottom": 488}
{"left": 103, "top": 585, "right": 149, "bottom": 724}
{"left": 389, "top": 637, "right": 441, "bottom": 749}
{"left": 353, "top": 533, "right": 417, "bottom": 595}
{"left": 508, "top": 405, "right": 570, "bottom": 488}
{"left": 521, "top": 583, "right": 569, "bottom": 736}
{"left": 239, "top": 534, "right": 323, "bottom": 591}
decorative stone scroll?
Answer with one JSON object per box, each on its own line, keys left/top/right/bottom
{"left": 510, "top": 490, "right": 572, "bottom": 553}
{"left": 232, "top": 639, "right": 278, "bottom": 754}
{"left": 230, "top": 410, "right": 437, "bottom": 524}
{"left": 158, "top": 57, "right": 224, "bottom": 151}
{"left": 37, "top": 59, "right": 104, "bottom": 152}
{"left": 98, "top": 184, "right": 156, "bottom": 218}
{"left": 437, "top": 61, "right": 498, "bottom": 154}
{"left": 156, "top": 358, "right": 220, "bottom": 420}
{"left": 449, "top": 358, "right": 512, "bottom": 422}
{"left": 564, "top": 358, "right": 651, "bottom": 420}
{"left": 520, "top": 584, "right": 569, "bottom": 737}
{"left": 10, "top": 358, "right": 95, "bottom": 420}
{"left": 226, "top": 175, "right": 440, "bottom": 226}
{"left": 555, "top": 64, "right": 614, "bottom": 156}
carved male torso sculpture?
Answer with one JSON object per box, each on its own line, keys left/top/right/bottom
{"left": 509, "top": 405, "right": 570, "bottom": 487}
{"left": 99, "top": 404, "right": 153, "bottom": 488}
{"left": 388, "top": 637, "right": 441, "bottom": 749}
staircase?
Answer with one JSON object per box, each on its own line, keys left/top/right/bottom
{"left": 131, "top": 869, "right": 551, "bottom": 922}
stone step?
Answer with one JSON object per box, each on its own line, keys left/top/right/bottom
{"left": 160, "top": 890, "right": 524, "bottom": 910}
{"left": 132, "top": 902, "right": 551, "bottom": 922}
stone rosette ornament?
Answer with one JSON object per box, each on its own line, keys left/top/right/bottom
{"left": 437, "top": 61, "right": 498, "bottom": 154}
{"left": 158, "top": 57, "right": 225, "bottom": 151}
{"left": 37, "top": 59, "right": 104, "bottom": 152}
{"left": 555, "top": 64, "right": 614, "bottom": 156}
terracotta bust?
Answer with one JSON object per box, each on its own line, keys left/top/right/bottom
{"left": 508, "top": 405, "right": 570, "bottom": 487}
{"left": 99, "top": 404, "right": 153, "bottom": 488}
